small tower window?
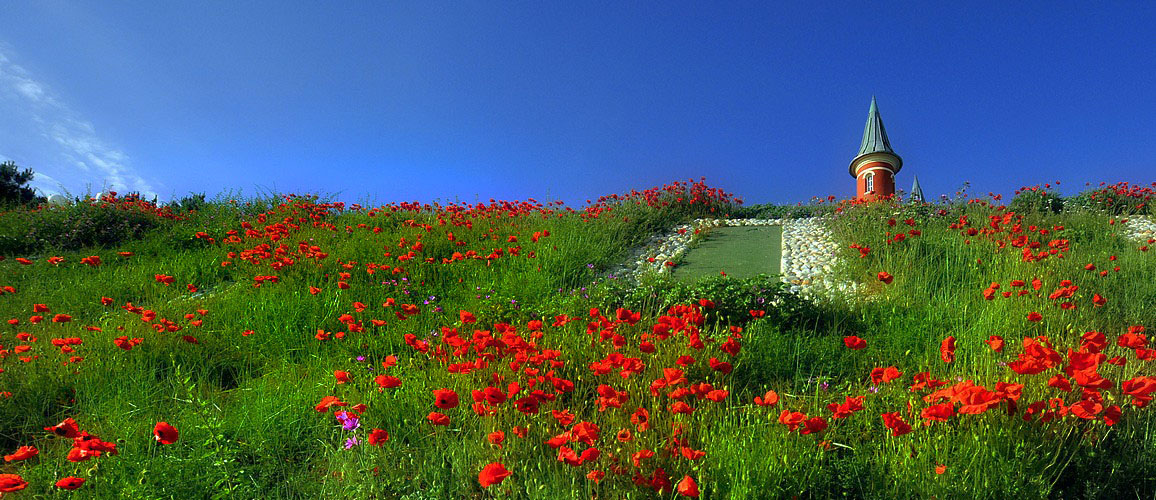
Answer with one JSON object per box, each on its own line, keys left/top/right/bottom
{"left": 864, "top": 172, "right": 875, "bottom": 192}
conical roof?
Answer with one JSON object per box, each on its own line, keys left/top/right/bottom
{"left": 858, "top": 97, "right": 894, "bottom": 157}
{"left": 910, "top": 175, "right": 924, "bottom": 202}
{"left": 849, "top": 97, "right": 902, "bottom": 176}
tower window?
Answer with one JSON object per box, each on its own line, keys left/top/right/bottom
{"left": 864, "top": 172, "right": 875, "bottom": 192}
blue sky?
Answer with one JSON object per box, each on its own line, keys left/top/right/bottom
{"left": 1, "top": 2, "right": 1153, "bottom": 205}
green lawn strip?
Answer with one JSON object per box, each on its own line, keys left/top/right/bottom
{"left": 673, "top": 225, "right": 782, "bottom": 281}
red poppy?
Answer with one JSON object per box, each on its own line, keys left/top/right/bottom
{"left": 368, "top": 428, "right": 390, "bottom": 446}
{"left": 487, "top": 430, "right": 505, "bottom": 448}
{"left": 801, "top": 416, "right": 828, "bottom": 435}
{"left": 631, "top": 407, "right": 650, "bottom": 431}
{"left": 1121, "top": 376, "right": 1156, "bottom": 407}
{"left": 957, "top": 386, "right": 1002, "bottom": 414}
{"left": 986, "top": 335, "right": 1004, "bottom": 352}
{"left": 778, "top": 410, "right": 806, "bottom": 432}
{"left": 478, "top": 462, "right": 511, "bottom": 488}
{"left": 921, "top": 403, "right": 955, "bottom": 422}
{"left": 52, "top": 313, "right": 72, "bottom": 323}
{"left": 375, "top": 375, "right": 401, "bottom": 389}
{"left": 1027, "top": 312, "right": 1043, "bottom": 322}
{"left": 457, "top": 310, "right": 478, "bottom": 324}
{"left": 755, "top": 390, "right": 780, "bottom": 407}
{"left": 940, "top": 336, "right": 956, "bottom": 364}
{"left": 433, "top": 389, "right": 459, "bottom": 409}
{"left": 1046, "top": 375, "right": 1072, "bottom": 392}
{"left": 0, "top": 474, "right": 28, "bottom": 492}
{"left": 880, "top": 412, "right": 913, "bottom": 436}
{"left": 632, "top": 449, "right": 655, "bottom": 467}
{"left": 3, "top": 445, "right": 38, "bottom": 462}
{"left": 677, "top": 475, "right": 700, "bottom": 497}
{"left": 1070, "top": 399, "right": 1103, "bottom": 419}
{"left": 870, "top": 366, "right": 902, "bottom": 386}
{"left": 1103, "top": 405, "right": 1123, "bottom": 426}
{"left": 586, "top": 469, "right": 606, "bottom": 483}
{"left": 55, "top": 476, "right": 86, "bottom": 490}
{"left": 571, "top": 421, "right": 600, "bottom": 446}
{"left": 1092, "top": 293, "right": 1106, "bottom": 307}
{"left": 334, "top": 370, "right": 351, "bottom": 384}
{"left": 551, "top": 409, "right": 576, "bottom": 427}
{"left": 877, "top": 271, "right": 894, "bottom": 284}
{"left": 843, "top": 336, "right": 867, "bottom": 350}
{"left": 45, "top": 417, "right": 80, "bottom": 438}
{"left": 514, "top": 396, "right": 540, "bottom": 415}
{"left": 1118, "top": 329, "right": 1148, "bottom": 349}
{"left": 154, "top": 421, "right": 179, "bottom": 444}
{"left": 427, "top": 412, "right": 450, "bottom": 426}
{"left": 708, "top": 357, "right": 733, "bottom": 374}
{"left": 33, "top": 303, "right": 50, "bottom": 313}
{"left": 827, "top": 396, "right": 865, "bottom": 419}
{"left": 314, "top": 396, "right": 348, "bottom": 412}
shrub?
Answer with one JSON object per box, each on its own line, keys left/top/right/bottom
{"left": 0, "top": 195, "right": 182, "bottom": 254}
{"left": 1066, "top": 182, "right": 1154, "bottom": 215}
{"left": 1008, "top": 185, "right": 1064, "bottom": 214}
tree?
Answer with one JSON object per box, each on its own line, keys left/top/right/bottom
{"left": 1, "top": 161, "right": 45, "bottom": 206}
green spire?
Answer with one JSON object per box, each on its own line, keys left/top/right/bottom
{"left": 910, "top": 175, "right": 924, "bottom": 203}
{"left": 857, "top": 96, "right": 895, "bottom": 157}
{"left": 849, "top": 96, "right": 902, "bottom": 177}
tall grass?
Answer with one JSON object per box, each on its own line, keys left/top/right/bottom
{"left": 0, "top": 181, "right": 1153, "bottom": 498}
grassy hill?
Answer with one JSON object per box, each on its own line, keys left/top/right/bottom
{"left": 0, "top": 180, "right": 1154, "bottom": 498}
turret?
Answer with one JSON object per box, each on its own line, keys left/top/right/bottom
{"left": 849, "top": 97, "right": 902, "bottom": 201}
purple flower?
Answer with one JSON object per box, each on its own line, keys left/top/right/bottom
{"left": 337, "top": 413, "right": 360, "bottom": 431}
{"left": 344, "top": 436, "right": 360, "bottom": 449}
{"left": 356, "top": 356, "right": 366, "bottom": 362}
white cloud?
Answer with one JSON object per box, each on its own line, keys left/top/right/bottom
{"left": 0, "top": 44, "right": 158, "bottom": 199}
{"left": 30, "top": 171, "right": 63, "bottom": 197}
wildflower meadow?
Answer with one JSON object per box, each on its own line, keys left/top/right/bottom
{"left": 1, "top": 179, "right": 1154, "bottom": 498}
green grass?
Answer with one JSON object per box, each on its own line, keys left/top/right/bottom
{"left": 673, "top": 225, "right": 782, "bottom": 281}
{"left": 1, "top": 182, "right": 1154, "bottom": 499}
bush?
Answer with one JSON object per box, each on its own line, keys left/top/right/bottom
{"left": 592, "top": 274, "right": 820, "bottom": 327}
{"left": 1066, "top": 182, "right": 1153, "bottom": 215}
{"left": 1008, "top": 186, "right": 1064, "bottom": 214}
{"left": 0, "top": 196, "right": 182, "bottom": 254}
{"left": 731, "top": 203, "right": 836, "bottom": 219}
{"left": 167, "top": 193, "right": 209, "bottom": 213}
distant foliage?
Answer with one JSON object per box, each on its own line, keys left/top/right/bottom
{"left": 0, "top": 194, "right": 182, "bottom": 254}
{"left": 732, "top": 203, "right": 836, "bottom": 219}
{"left": 0, "top": 161, "right": 46, "bottom": 207}
{"left": 167, "top": 193, "right": 209, "bottom": 213}
{"left": 1066, "top": 182, "right": 1154, "bottom": 215}
{"left": 1008, "top": 185, "right": 1064, "bottom": 214}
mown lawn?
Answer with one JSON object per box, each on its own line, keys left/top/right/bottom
{"left": 673, "top": 225, "right": 782, "bottom": 281}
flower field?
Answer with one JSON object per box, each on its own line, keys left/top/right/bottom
{"left": 1, "top": 180, "right": 1154, "bottom": 498}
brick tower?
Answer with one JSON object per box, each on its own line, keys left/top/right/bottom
{"left": 850, "top": 97, "right": 902, "bottom": 201}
